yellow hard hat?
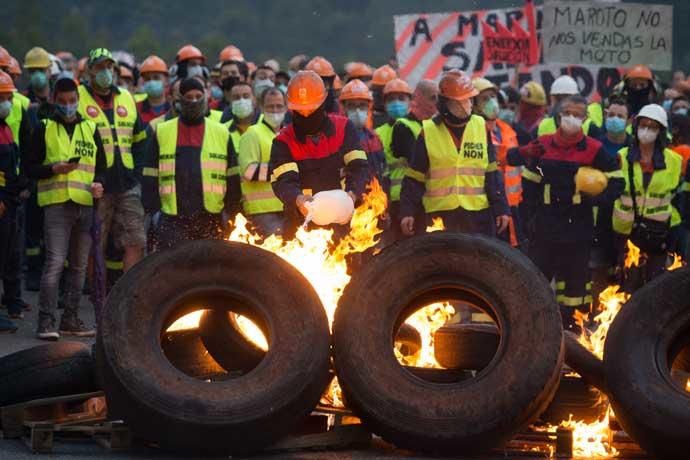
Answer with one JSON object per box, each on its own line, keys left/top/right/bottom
{"left": 575, "top": 167, "right": 608, "bottom": 196}
{"left": 472, "top": 77, "right": 497, "bottom": 94}
{"left": 24, "top": 47, "right": 51, "bottom": 69}
{"left": 519, "top": 81, "right": 547, "bottom": 107}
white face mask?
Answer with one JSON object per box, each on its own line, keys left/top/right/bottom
{"left": 637, "top": 127, "right": 659, "bottom": 145}
{"left": 560, "top": 114, "right": 584, "bottom": 134}
{"left": 264, "top": 111, "right": 286, "bottom": 129}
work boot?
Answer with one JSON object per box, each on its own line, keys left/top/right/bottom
{"left": 59, "top": 315, "right": 96, "bottom": 337}
{"left": 36, "top": 314, "right": 60, "bottom": 341}
{"left": 0, "top": 315, "right": 17, "bottom": 333}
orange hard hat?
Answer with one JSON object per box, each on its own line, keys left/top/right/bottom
{"left": 0, "top": 70, "right": 16, "bottom": 93}
{"left": 383, "top": 78, "right": 412, "bottom": 97}
{"left": 305, "top": 56, "right": 336, "bottom": 78}
{"left": 372, "top": 64, "right": 397, "bottom": 86}
{"left": 439, "top": 69, "right": 478, "bottom": 102}
{"left": 333, "top": 74, "right": 343, "bottom": 90}
{"left": 7, "top": 57, "right": 21, "bottom": 77}
{"left": 287, "top": 70, "right": 327, "bottom": 116}
{"left": 348, "top": 62, "right": 373, "bottom": 79}
{"left": 340, "top": 79, "right": 372, "bottom": 102}
{"left": 0, "top": 46, "right": 11, "bottom": 68}
{"left": 140, "top": 55, "right": 168, "bottom": 75}
{"left": 176, "top": 44, "right": 205, "bottom": 63}
{"left": 218, "top": 45, "right": 244, "bottom": 63}
{"left": 625, "top": 64, "right": 653, "bottom": 81}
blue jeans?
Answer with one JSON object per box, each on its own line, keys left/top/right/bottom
{"left": 38, "top": 202, "right": 93, "bottom": 320}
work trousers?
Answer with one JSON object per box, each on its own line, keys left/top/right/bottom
{"left": 0, "top": 204, "right": 21, "bottom": 315}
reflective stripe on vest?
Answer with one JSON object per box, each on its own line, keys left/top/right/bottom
{"left": 156, "top": 118, "right": 230, "bottom": 216}
{"left": 493, "top": 119, "right": 522, "bottom": 207}
{"left": 612, "top": 147, "right": 682, "bottom": 235}
{"left": 422, "top": 115, "right": 490, "bottom": 213}
{"left": 239, "top": 121, "right": 283, "bottom": 215}
{"left": 38, "top": 119, "right": 98, "bottom": 207}
{"left": 78, "top": 85, "right": 138, "bottom": 169}
{"left": 6, "top": 93, "right": 28, "bottom": 146}
{"left": 377, "top": 117, "right": 420, "bottom": 202}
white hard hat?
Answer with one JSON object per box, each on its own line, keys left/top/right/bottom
{"left": 637, "top": 104, "right": 668, "bottom": 129}
{"left": 550, "top": 75, "right": 579, "bottom": 96}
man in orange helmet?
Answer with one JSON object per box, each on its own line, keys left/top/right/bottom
{"left": 400, "top": 70, "right": 510, "bottom": 239}
{"left": 269, "top": 70, "right": 370, "bottom": 236}
{"left": 339, "top": 79, "right": 385, "bottom": 182}
{"left": 175, "top": 44, "right": 206, "bottom": 80}
{"left": 610, "top": 64, "right": 658, "bottom": 117}
{"left": 136, "top": 55, "right": 170, "bottom": 124}
{"left": 305, "top": 56, "right": 340, "bottom": 114}
{"left": 0, "top": 70, "right": 28, "bottom": 331}
{"left": 218, "top": 45, "right": 244, "bottom": 63}
{"left": 371, "top": 64, "right": 397, "bottom": 128}
{"left": 346, "top": 62, "right": 373, "bottom": 84}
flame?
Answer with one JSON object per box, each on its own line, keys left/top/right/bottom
{"left": 559, "top": 409, "right": 617, "bottom": 458}
{"left": 667, "top": 252, "right": 685, "bottom": 271}
{"left": 426, "top": 217, "right": 445, "bottom": 233}
{"left": 395, "top": 302, "right": 455, "bottom": 368}
{"left": 686, "top": 379, "right": 690, "bottom": 392}
{"left": 234, "top": 314, "right": 269, "bottom": 351}
{"left": 624, "top": 240, "right": 640, "bottom": 269}
{"left": 167, "top": 310, "right": 204, "bottom": 332}
{"left": 576, "top": 285, "right": 629, "bottom": 360}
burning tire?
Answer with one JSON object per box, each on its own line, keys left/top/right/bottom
{"left": 604, "top": 267, "right": 690, "bottom": 459}
{"left": 161, "top": 328, "right": 226, "bottom": 379}
{"left": 433, "top": 323, "right": 499, "bottom": 370}
{"left": 538, "top": 374, "right": 604, "bottom": 424}
{"left": 0, "top": 342, "right": 96, "bottom": 406}
{"left": 333, "top": 232, "right": 564, "bottom": 455}
{"left": 198, "top": 310, "right": 267, "bottom": 373}
{"left": 395, "top": 323, "right": 422, "bottom": 357}
{"left": 96, "top": 240, "right": 331, "bottom": 455}
{"left": 563, "top": 330, "right": 607, "bottom": 393}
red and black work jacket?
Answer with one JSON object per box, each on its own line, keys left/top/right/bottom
{"left": 508, "top": 131, "right": 624, "bottom": 243}
{"left": 0, "top": 119, "right": 25, "bottom": 208}
{"left": 269, "top": 114, "right": 370, "bottom": 215}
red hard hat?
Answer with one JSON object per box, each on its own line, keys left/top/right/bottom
{"left": 287, "top": 70, "right": 327, "bottom": 116}
{"left": 438, "top": 69, "right": 478, "bottom": 102}
{"left": 140, "top": 55, "right": 168, "bottom": 75}
{"left": 218, "top": 45, "right": 244, "bottom": 63}
{"left": 0, "top": 46, "right": 11, "bottom": 68}
{"left": 305, "top": 56, "right": 336, "bottom": 78}
{"left": 176, "top": 44, "right": 205, "bottom": 63}
{"left": 340, "top": 79, "right": 372, "bottom": 102}
{"left": 0, "top": 70, "right": 17, "bottom": 93}
{"left": 372, "top": 64, "right": 397, "bottom": 86}
{"left": 383, "top": 78, "right": 412, "bottom": 97}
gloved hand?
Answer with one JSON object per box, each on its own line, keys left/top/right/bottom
{"left": 519, "top": 140, "right": 546, "bottom": 158}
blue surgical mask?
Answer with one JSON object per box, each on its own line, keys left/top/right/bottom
{"left": 253, "top": 78, "right": 275, "bottom": 98}
{"left": 347, "top": 108, "right": 368, "bottom": 128}
{"left": 232, "top": 98, "right": 254, "bottom": 119}
{"left": 674, "top": 108, "right": 688, "bottom": 117}
{"left": 386, "top": 100, "right": 409, "bottom": 119}
{"left": 186, "top": 65, "right": 204, "bottom": 79}
{"left": 498, "top": 108, "right": 516, "bottom": 125}
{"left": 662, "top": 99, "right": 673, "bottom": 112}
{"left": 56, "top": 102, "right": 79, "bottom": 119}
{"left": 0, "top": 100, "right": 12, "bottom": 119}
{"left": 210, "top": 85, "right": 223, "bottom": 101}
{"left": 605, "top": 116, "right": 626, "bottom": 134}
{"left": 143, "top": 80, "right": 164, "bottom": 98}
{"left": 482, "top": 97, "right": 500, "bottom": 119}
{"left": 95, "top": 69, "right": 113, "bottom": 89}
{"left": 30, "top": 71, "right": 48, "bottom": 90}
{"left": 278, "top": 84, "right": 288, "bottom": 94}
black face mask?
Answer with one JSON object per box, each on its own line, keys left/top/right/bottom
{"left": 372, "top": 87, "right": 384, "bottom": 112}
{"left": 221, "top": 76, "right": 240, "bottom": 91}
{"left": 323, "top": 88, "right": 337, "bottom": 114}
{"left": 628, "top": 84, "right": 651, "bottom": 115}
{"left": 292, "top": 104, "right": 326, "bottom": 136}
{"left": 437, "top": 97, "right": 470, "bottom": 126}
{"left": 179, "top": 98, "right": 207, "bottom": 123}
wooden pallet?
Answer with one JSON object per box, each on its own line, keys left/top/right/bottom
{"left": 0, "top": 391, "right": 130, "bottom": 453}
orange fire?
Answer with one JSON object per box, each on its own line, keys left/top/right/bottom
{"left": 426, "top": 217, "right": 445, "bottom": 233}
{"left": 395, "top": 302, "right": 456, "bottom": 368}
{"left": 624, "top": 240, "right": 640, "bottom": 269}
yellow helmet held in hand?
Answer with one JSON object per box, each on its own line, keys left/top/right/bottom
{"left": 575, "top": 167, "right": 608, "bottom": 196}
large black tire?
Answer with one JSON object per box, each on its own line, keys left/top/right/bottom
{"left": 333, "top": 233, "right": 564, "bottom": 455}
{"left": 96, "top": 240, "right": 331, "bottom": 455}
{"left": 198, "top": 310, "right": 267, "bottom": 373}
{"left": 539, "top": 374, "right": 604, "bottom": 424}
{"left": 0, "top": 342, "right": 96, "bottom": 406}
{"left": 161, "top": 328, "right": 226, "bottom": 379}
{"left": 563, "top": 330, "right": 608, "bottom": 393}
{"left": 434, "top": 323, "right": 499, "bottom": 370}
{"left": 604, "top": 267, "right": 690, "bottom": 459}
